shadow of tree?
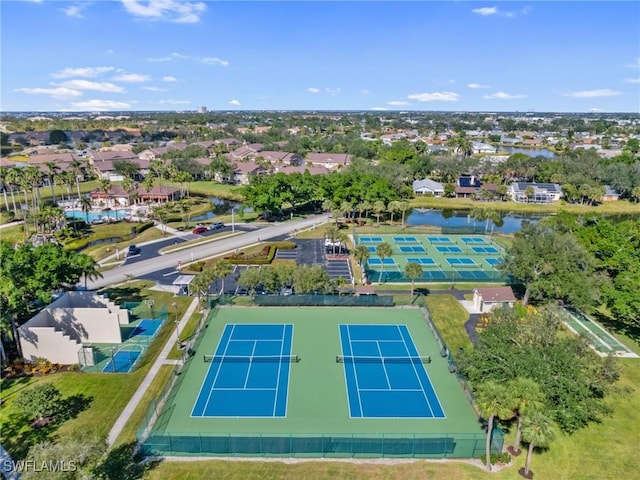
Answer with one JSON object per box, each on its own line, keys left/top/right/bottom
{"left": 93, "top": 442, "right": 162, "bottom": 480}
{"left": 99, "top": 286, "right": 143, "bottom": 306}
{"left": 57, "top": 393, "right": 93, "bottom": 422}
{"left": 592, "top": 311, "right": 640, "bottom": 344}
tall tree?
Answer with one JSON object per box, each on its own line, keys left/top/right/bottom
{"left": 475, "top": 380, "right": 514, "bottom": 471}
{"left": 375, "top": 242, "right": 393, "bottom": 285}
{"left": 404, "top": 262, "right": 423, "bottom": 300}
{"left": 521, "top": 412, "right": 556, "bottom": 478}
{"left": 507, "top": 377, "right": 545, "bottom": 455}
{"left": 74, "top": 253, "right": 103, "bottom": 290}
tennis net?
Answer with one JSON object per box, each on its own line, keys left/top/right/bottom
{"left": 336, "top": 355, "right": 431, "bottom": 364}
{"left": 203, "top": 354, "right": 300, "bottom": 363}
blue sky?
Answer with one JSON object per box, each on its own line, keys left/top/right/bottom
{"left": 1, "top": 1, "right": 639, "bottom": 112}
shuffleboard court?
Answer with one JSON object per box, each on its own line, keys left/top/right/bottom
{"left": 460, "top": 237, "right": 487, "bottom": 244}
{"left": 407, "top": 258, "right": 436, "bottom": 266}
{"left": 427, "top": 236, "right": 453, "bottom": 244}
{"left": 339, "top": 324, "right": 445, "bottom": 418}
{"left": 399, "top": 245, "right": 426, "bottom": 253}
{"left": 393, "top": 236, "right": 419, "bottom": 243}
{"left": 472, "top": 246, "right": 499, "bottom": 254}
{"left": 436, "top": 245, "right": 462, "bottom": 253}
{"left": 359, "top": 236, "right": 383, "bottom": 243}
{"left": 192, "top": 324, "right": 294, "bottom": 417}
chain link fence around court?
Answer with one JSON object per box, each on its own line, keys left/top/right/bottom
{"left": 138, "top": 431, "right": 503, "bottom": 458}
{"left": 253, "top": 294, "right": 394, "bottom": 307}
{"left": 77, "top": 303, "right": 168, "bottom": 373}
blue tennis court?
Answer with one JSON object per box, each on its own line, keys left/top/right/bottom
{"left": 436, "top": 245, "right": 462, "bottom": 253}
{"left": 339, "top": 324, "right": 445, "bottom": 418}
{"left": 422, "top": 270, "right": 447, "bottom": 280}
{"left": 102, "top": 350, "right": 141, "bottom": 373}
{"left": 446, "top": 257, "right": 477, "bottom": 266}
{"left": 192, "top": 324, "right": 294, "bottom": 417}
{"left": 456, "top": 271, "right": 491, "bottom": 280}
{"left": 407, "top": 257, "right": 436, "bottom": 265}
{"left": 131, "top": 319, "right": 162, "bottom": 337}
{"left": 366, "top": 246, "right": 377, "bottom": 252}
{"left": 359, "top": 236, "right": 383, "bottom": 243}
{"left": 427, "top": 236, "right": 453, "bottom": 244}
{"left": 393, "top": 236, "right": 419, "bottom": 243}
{"left": 368, "top": 258, "right": 397, "bottom": 266}
{"left": 460, "top": 237, "right": 486, "bottom": 244}
{"left": 399, "top": 245, "right": 426, "bottom": 253}
{"left": 485, "top": 257, "right": 503, "bottom": 266}
{"left": 472, "top": 246, "right": 499, "bottom": 254}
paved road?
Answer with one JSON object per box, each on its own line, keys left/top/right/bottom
{"left": 87, "top": 214, "right": 329, "bottom": 290}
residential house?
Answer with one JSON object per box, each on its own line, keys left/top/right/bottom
{"left": 305, "top": 153, "right": 352, "bottom": 170}
{"left": 274, "top": 165, "right": 329, "bottom": 176}
{"left": 412, "top": 178, "right": 445, "bottom": 197}
{"left": 136, "top": 185, "right": 182, "bottom": 204}
{"left": 89, "top": 151, "right": 146, "bottom": 181}
{"left": 232, "top": 161, "right": 269, "bottom": 185}
{"left": 228, "top": 143, "right": 264, "bottom": 160}
{"left": 601, "top": 185, "right": 620, "bottom": 202}
{"left": 455, "top": 175, "right": 482, "bottom": 198}
{"left": 473, "top": 286, "right": 516, "bottom": 313}
{"left": 472, "top": 142, "right": 497, "bottom": 154}
{"left": 256, "top": 151, "right": 303, "bottom": 166}
{"left": 508, "top": 182, "right": 562, "bottom": 203}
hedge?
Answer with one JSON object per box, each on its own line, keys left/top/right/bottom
{"left": 224, "top": 241, "right": 296, "bottom": 265}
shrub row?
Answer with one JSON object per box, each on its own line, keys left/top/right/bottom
{"left": 223, "top": 241, "right": 296, "bottom": 265}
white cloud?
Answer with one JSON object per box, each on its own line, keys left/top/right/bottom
{"left": 51, "top": 66, "right": 114, "bottom": 79}
{"left": 407, "top": 91, "right": 459, "bottom": 102}
{"left": 472, "top": 5, "right": 531, "bottom": 18}
{"left": 147, "top": 56, "right": 172, "bottom": 62}
{"left": 14, "top": 87, "right": 83, "bottom": 98}
{"left": 59, "top": 80, "right": 124, "bottom": 93}
{"left": 162, "top": 76, "right": 177, "bottom": 82}
{"left": 627, "top": 57, "right": 640, "bottom": 68}
{"left": 307, "top": 88, "right": 321, "bottom": 94}
{"left": 70, "top": 99, "right": 132, "bottom": 110}
{"left": 589, "top": 108, "right": 604, "bottom": 112}
{"left": 371, "top": 107, "right": 388, "bottom": 111}
{"left": 467, "top": 83, "right": 490, "bottom": 89}
{"left": 360, "top": 89, "right": 370, "bottom": 95}
{"left": 483, "top": 91, "right": 527, "bottom": 99}
{"left": 325, "top": 87, "right": 341, "bottom": 95}
{"left": 105, "top": 49, "right": 115, "bottom": 55}
{"left": 113, "top": 73, "right": 150, "bottom": 82}
{"left": 472, "top": 6, "right": 497, "bottom": 15}
{"left": 229, "top": 100, "right": 241, "bottom": 106}
{"left": 121, "top": 0, "right": 206, "bottom": 24}
{"left": 62, "top": 3, "right": 88, "bottom": 18}
{"left": 387, "top": 101, "right": 411, "bottom": 106}
{"left": 624, "top": 78, "right": 640, "bottom": 84}
{"left": 562, "top": 89, "right": 621, "bottom": 98}
{"left": 142, "top": 86, "right": 166, "bottom": 92}
{"left": 158, "top": 99, "right": 191, "bottom": 105}
{"left": 202, "top": 57, "right": 230, "bottom": 67}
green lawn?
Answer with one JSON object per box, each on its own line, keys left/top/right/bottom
{"left": 164, "top": 181, "right": 245, "bottom": 201}
{"left": 424, "top": 294, "right": 474, "bottom": 355}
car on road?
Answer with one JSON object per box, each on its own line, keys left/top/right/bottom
{"left": 127, "top": 245, "right": 141, "bottom": 256}
{"left": 208, "top": 221, "right": 225, "bottom": 230}
{"left": 192, "top": 226, "right": 207, "bottom": 234}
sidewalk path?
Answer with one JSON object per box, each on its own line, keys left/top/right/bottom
{"left": 106, "top": 296, "right": 200, "bottom": 447}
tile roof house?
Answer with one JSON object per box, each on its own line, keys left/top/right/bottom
{"left": 473, "top": 286, "right": 516, "bottom": 313}
{"left": 508, "top": 182, "right": 562, "bottom": 203}
{"left": 601, "top": 185, "right": 620, "bottom": 202}
{"left": 305, "top": 153, "right": 352, "bottom": 170}
{"left": 274, "top": 165, "right": 330, "bottom": 175}
{"left": 256, "top": 151, "right": 303, "bottom": 166}
{"left": 229, "top": 143, "right": 264, "bottom": 160}
{"left": 412, "top": 178, "right": 445, "bottom": 196}
{"left": 232, "top": 161, "right": 269, "bottom": 185}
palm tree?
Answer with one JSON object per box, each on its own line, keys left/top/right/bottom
{"left": 404, "top": 262, "right": 423, "bottom": 300}
{"left": 74, "top": 253, "right": 103, "bottom": 290}
{"left": 521, "top": 412, "right": 556, "bottom": 478}
{"left": 69, "top": 158, "right": 84, "bottom": 201}
{"left": 398, "top": 200, "right": 410, "bottom": 229}
{"left": 5, "top": 168, "right": 21, "bottom": 215}
{"left": 375, "top": 242, "right": 393, "bottom": 285}
{"left": 508, "top": 378, "right": 545, "bottom": 456}
{"left": 388, "top": 200, "right": 402, "bottom": 225}
{"left": 213, "top": 259, "right": 233, "bottom": 296}
{"left": 79, "top": 197, "right": 93, "bottom": 223}
{"left": 475, "top": 380, "right": 515, "bottom": 471}
{"left": 373, "top": 200, "right": 386, "bottom": 227}
{"left": 98, "top": 178, "right": 112, "bottom": 219}
{"left": 44, "top": 162, "right": 60, "bottom": 204}
{"left": 632, "top": 186, "right": 640, "bottom": 204}
{"left": 359, "top": 200, "right": 373, "bottom": 222}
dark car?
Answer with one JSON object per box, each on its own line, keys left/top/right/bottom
{"left": 127, "top": 245, "right": 141, "bottom": 256}
{"left": 208, "top": 221, "right": 225, "bottom": 230}
{"left": 192, "top": 226, "right": 207, "bottom": 234}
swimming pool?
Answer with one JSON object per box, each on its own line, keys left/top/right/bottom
{"left": 66, "top": 209, "right": 128, "bottom": 222}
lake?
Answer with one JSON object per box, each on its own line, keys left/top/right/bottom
{"left": 190, "top": 197, "right": 250, "bottom": 222}
{"left": 499, "top": 146, "right": 557, "bottom": 158}
{"left": 407, "top": 208, "right": 547, "bottom": 234}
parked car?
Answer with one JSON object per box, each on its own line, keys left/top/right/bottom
{"left": 192, "top": 226, "right": 207, "bottom": 234}
{"left": 208, "top": 221, "right": 225, "bottom": 230}
{"left": 127, "top": 245, "right": 141, "bottom": 256}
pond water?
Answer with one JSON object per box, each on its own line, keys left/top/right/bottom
{"left": 499, "top": 146, "right": 557, "bottom": 158}
{"left": 407, "top": 208, "right": 547, "bottom": 234}
{"left": 190, "top": 197, "right": 250, "bottom": 222}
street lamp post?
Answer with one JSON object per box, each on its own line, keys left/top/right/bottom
{"left": 172, "top": 302, "right": 180, "bottom": 349}
{"left": 231, "top": 206, "right": 238, "bottom": 233}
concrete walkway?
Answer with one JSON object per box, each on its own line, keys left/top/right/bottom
{"left": 106, "top": 296, "right": 200, "bottom": 447}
